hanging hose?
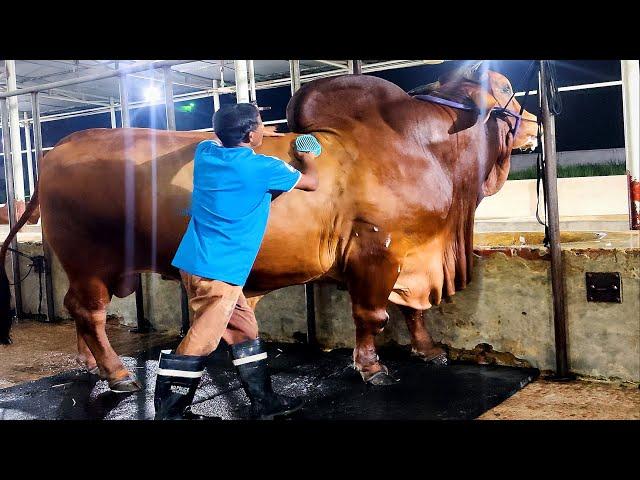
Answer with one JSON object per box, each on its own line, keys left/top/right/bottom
{"left": 535, "top": 60, "right": 563, "bottom": 248}
{"left": 5, "top": 246, "right": 45, "bottom": 315}
{"left": 541, "top": 60, "right": 563, "bottom": 115}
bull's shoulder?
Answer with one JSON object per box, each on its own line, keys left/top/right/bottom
{"left": 286, "top": 75, "right": 409, "bottom": 134}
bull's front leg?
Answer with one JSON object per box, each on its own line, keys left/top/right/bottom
{"left": 398, "top": 306, "right": 448, "bottom": 366}
{"left": 345, "top": 225, "right": 400, "bottom": 386}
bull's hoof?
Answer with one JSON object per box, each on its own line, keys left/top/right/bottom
{"left": 411, "top": 348, "right": 449, "bottom": 366}
{"left": 367, "top": 370, "right": 396, "bottom": 386}
{"left": 425, "top": 352, "right": 448, "bottom": 366}
{"left": 109, "top": 374, "right": 142, "bottom": 393}
{"left": 360, "top": 365, "right": 397, "bottom": 386}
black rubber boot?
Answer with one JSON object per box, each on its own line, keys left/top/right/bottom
{"left": 230, "top": 338, "right": 304, "bottom": 420}
{"left": 153, "top": 350, "right": 207, "bottom": 420}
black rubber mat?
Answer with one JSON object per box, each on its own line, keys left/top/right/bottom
{"left": 0, "top": 341, "right": 538, "bottom": 420}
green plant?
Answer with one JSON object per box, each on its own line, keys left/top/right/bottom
{"left": 507, "top": 161, "right": 625, "bottom": 181}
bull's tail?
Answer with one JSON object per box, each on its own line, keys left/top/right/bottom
{"left": 0, "top": 181, "right": 41, "bottom": 344}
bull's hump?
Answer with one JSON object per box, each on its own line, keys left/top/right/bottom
{"left": 286, "top": 75, "right": 409, "bottom": 134}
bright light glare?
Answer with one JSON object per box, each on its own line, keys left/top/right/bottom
{"left": 144, "top": 86, "right": 162, "bottom": 103}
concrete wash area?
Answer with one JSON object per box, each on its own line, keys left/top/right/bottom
{"left": 6, "top": 227, "right": 639, "bottom": 385}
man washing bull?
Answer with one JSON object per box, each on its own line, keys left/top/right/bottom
{"left": 154, "top": 103, "right": 320, "bottom": 420}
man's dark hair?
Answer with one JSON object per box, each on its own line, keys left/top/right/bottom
{"left": 213, "top": 103, "right": 261, "bottom": 147}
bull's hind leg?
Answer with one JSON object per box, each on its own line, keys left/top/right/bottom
{"left": 398, "top": 306, "right": 448, "bottom": 365}
{"left": 64, "top": 277, "right": 141, "bottom": 392}
{"left": 345, "top": 227, "right": 401, "bottom": 386}
{"left": 75, "top": 332, "right": 99, "bottom": 374}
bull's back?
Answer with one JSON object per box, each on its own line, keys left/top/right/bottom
{"left": 39, "top": 128, "right": 352, "bottom": 287}
{"left": 39, "top": 129, "right": 212, "bottom": 276}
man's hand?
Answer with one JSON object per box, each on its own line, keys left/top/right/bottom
{"left": 292, "top": 149, "right": 319, "bottom": 191}
{"left": 263, "top": 125, "right": 285, "bottom": 137}
{"left": 293, "top": 150, "right": 317, "bottom": 162}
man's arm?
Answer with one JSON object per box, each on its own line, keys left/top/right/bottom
{"left": 292, "top": 150, "right": 319, "bottom": 191}
{"left": 211, "top": 125, "right": 284, "bottom": 143}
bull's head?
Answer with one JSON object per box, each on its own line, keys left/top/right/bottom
{"left": 410, "top": 63, "right": 539, "bottom": 197}
{"left": 410, "top": 63, "right": 539, "bottom": 152}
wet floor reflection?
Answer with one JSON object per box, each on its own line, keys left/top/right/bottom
{"left": 0, "top": 342, "right": 538, "bottom": 420}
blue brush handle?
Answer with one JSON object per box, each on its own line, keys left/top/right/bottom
{"left": 295, "top": 134, "right": 322, "bottom": 156}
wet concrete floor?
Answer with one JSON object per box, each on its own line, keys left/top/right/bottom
{"left": 0, "top": 341, "right": 538, "bottom": 420}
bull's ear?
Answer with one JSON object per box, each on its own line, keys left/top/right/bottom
{"left": 465, "top": 61, "right": 485, "bottom": 81}
{"left": 407, "top": 81, "right": 440, "bottom": 96}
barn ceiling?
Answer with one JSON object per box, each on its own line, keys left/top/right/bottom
{"left": 0, "top": 60, "right": 444, "bottom": 117}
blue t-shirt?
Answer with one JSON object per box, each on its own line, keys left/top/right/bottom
{"left": 172, "top": 140, "right": 302, "bottom": 286}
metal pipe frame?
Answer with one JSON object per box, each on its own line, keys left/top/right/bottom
{"left": 118, "top": 74, "right": 148, "bottom": 331}
{"left": 18, "top": 60, "right": 628, "bottom": 127}
{"left": 5, "top": 61, "right": 25, "bottom": 202}
{"left": 163, "top": 67, "right": 177, "bottom": 131}
{"left": 316, "top": 60, "right": 350, "bottom": 70}
{"left": 30, "top": 92, "right": 56, "bottom": 322}
{"left": 350, "top": 60, "right": 362, "bottom": 75}
{"left": 1, "top": 98, "right": 24, "bottom": 319}
{"left": 234, "top": 60, "right": 250, "bottom": 104}
{"left": 23, "top": 112, "right": 35, "bottom": 196}
{"left": 248, "top": 60, "right": 257, "bottom": 104}
{"left": 212, "top": 79, "right": 220, "bottom": 113}
{"left": 109, "top": 98, "right": 117, "bottom": 129}
{"left": 6, "top": 59, "right": 606, "bottom": 115}
{"left": 118, "top": 75, "right": 131, "bottom": 128}
{"left": 162, "top": 66, "right": 190, "bottom": 336}
{"left": 539, "top": 61, "right": 571, "bottom": 379}
{"left": 0, "top": 60, "right": 194, "bottom": 99}
{"left": 289, "top": 60, "right": 301, "bottom": 95}
{"left": 286, "top": 60, "right": 317, "bottom": 347}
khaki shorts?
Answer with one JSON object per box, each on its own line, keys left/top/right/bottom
{"left": 175, "top": 271, "right": 259, "bottom": 356}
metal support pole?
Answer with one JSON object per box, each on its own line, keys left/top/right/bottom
{"left": 163, "top": 66, "right": 190, "bottom": 336}
{"left": 1, "top": 99, "right": 23, "bottom": 319}
{"left": 539, "top": 61, "right": 571, "bottom": 379}
{"left": 163, "top": 66, "right": 176, "bottom": 131}
{"left": 212, "top": 80, "right": 221, "bottom": 113}
{"left": 219, "top": 60, "right": 225, "bottom": 88}
{"left": 4, "top": 61, "right": 25, "bottom": 202}
{"left": 248, "top": 60, "right": 257, "bottom": 104}
{"left": 289, "top": 60, "right": 301, "bottom": 95}
{"left": 23, "top": 113, "right": 35, "bottom": 198}
{"left": 287, "top": 63, "right": 317, "bottom": 347}
{"left": 109, "top": 97, "right": 117, "bottom": 129}
{"left": 621, "top": 60, "right": 640, "bottom": 230}
{"left": 30, "top": 92, "right": 55, "bottom": 322}
{"left": 119, "top": 75, "right": 131, "bottom": 128}
{"left": 119, "top": 75, "right": 148, "bottom": 332}
{"left": 233, "top": 60, "right": 250, "bottom": 104}
{"left": 350, "top": 60, "right": 362, "bottom": 75}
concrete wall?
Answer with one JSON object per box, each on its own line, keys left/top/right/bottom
{"left": 7, "top": 236, "right": 639, "bottom": 383}
{"left": 476, "top": 175, "right": 629, "bottom": 220}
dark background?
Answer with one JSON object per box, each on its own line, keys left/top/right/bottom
{"left": 0, "top": 60, "right": 627, "bottom": 201}
{"left": 34, "top": 60, "right": 626, "bottom": 151}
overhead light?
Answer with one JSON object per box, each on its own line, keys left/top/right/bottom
{"left": 143, "top": 86, "right": 162, "bottom": 103}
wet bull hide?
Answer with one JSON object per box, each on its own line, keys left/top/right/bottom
{"left": 0, "top": 67, "right": 538, "bottom": 390}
